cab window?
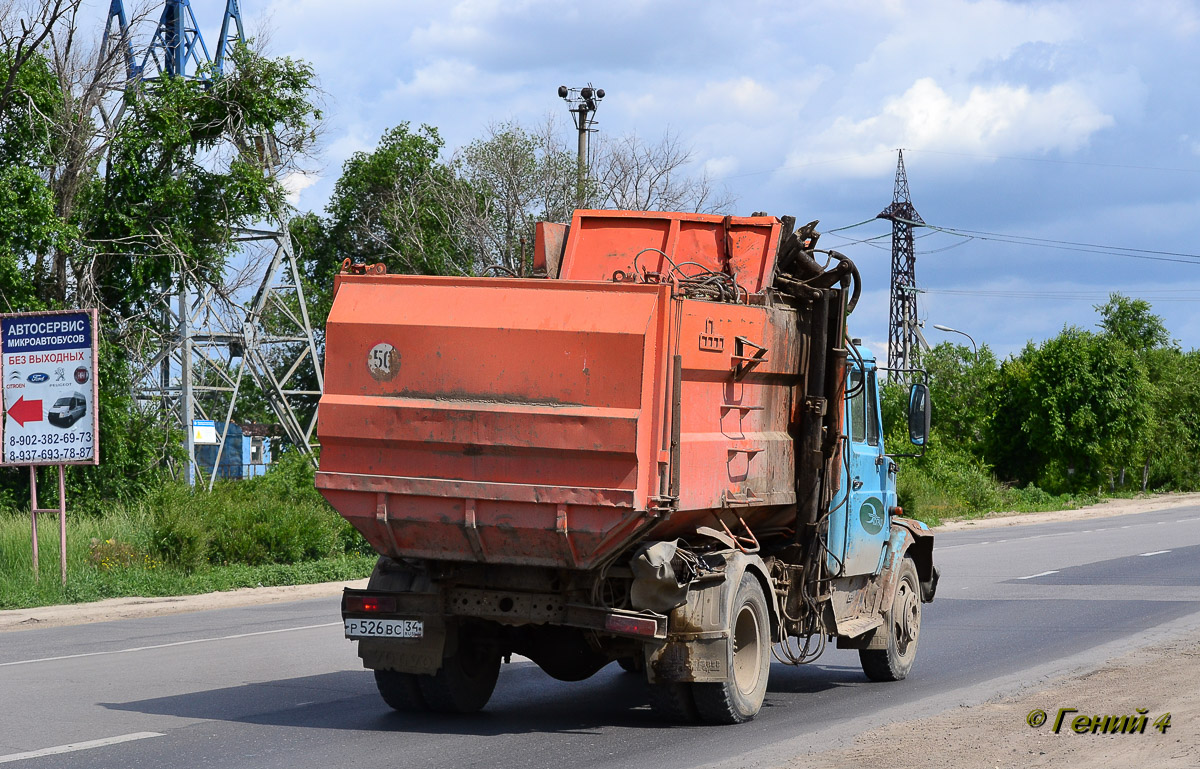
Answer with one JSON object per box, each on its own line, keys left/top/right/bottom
{"left": 849, "top": 368, "right": 866, "bottom": 442}
{"left": 866, "top": 371, "right": 880, "bottom": 447}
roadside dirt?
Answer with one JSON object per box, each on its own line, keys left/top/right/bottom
{"left": 783, "top": 491, "right": 1200, "bottom": 769}
{"left": 786, "top": 628, "right": 1200, "bottom": 769}
{"left": 934, "top": 491, "right": 1200, "bottom": 532}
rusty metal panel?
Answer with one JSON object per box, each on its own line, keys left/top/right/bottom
{"left": 665, "top": 301, "right": 800, "bottom": 519}
{"left": 317, "top": 275, "right": 672, "bottom": 571}
{"left": 558, "top": 210, "right": 782, "bottom": 294}
{"left": 319, "top": 212, "right": 812, "bottom": 571}
{"left": 533, "top": 221, "right": 569, "bottom": 278}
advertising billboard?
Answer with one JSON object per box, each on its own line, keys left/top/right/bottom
{"left": 1, "top": 309, "right": 100, "bottom": 466}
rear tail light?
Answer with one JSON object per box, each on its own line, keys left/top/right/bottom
{"left": 345, "top": 595, "right": 397, "bottom": 613}
{"left": 604, "top": 614, "right": 659, "bottom": 638}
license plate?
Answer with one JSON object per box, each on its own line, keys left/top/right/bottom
{"left": 344, "top": 618, "right": 424, "bottom": 639}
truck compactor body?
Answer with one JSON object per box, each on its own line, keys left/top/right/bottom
{"left": 317, "top": 209, "right": 938, "bottom": 723}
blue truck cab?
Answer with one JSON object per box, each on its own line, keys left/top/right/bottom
{"left": 822, "top": 342, "right": 938, "bottom": 677}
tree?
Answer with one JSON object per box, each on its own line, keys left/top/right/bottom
{"left": 0, "top": 6, "right": 322, "bottom": 508}
{"left": 0, "top": 46, "right": 66, "bottom": 311}
{"left": 1095, "top": 292, "right": 1171, "bottom": 351}
{"left": 591, "top": 130, "right": 735, "bottom": 214}
{"left": 449, "top": 118, "right": 576, "bottom": 273}
{"left": 987, "top": 327, "right": 1152, "bottom": 492}
{"left": 922, "top": 341, "right": 998, "bottom": 454}
{"left": 1139, "top": 347, "right": 1200, "bottom": 491}
{"left": 292, "top": 123, "right": 471, "bottom": 331}
{"left": 0, "top": 0, "right": 77, "bottom": 115}
{"left": 326, "top": 122, "right": 468, "bottom": 275}
{"left": 85, "top": 45, "right": 321, "bottom": 316}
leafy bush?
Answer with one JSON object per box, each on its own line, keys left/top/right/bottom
{"left": 148, "top": 490, "right": 211, "bottom": 571}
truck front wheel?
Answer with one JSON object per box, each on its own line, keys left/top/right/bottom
{"left": 691, "top": 573, "right": 771, "bottom": 724}
{"left": 860, "top": 557, "right": 921, "bottom": 682}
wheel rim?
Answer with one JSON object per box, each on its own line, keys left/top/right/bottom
{"left": 893, "top": 578, "right": 920, "bottom": 659}
{"left": 732, "top": 602, "right": 763, "bottom": 696}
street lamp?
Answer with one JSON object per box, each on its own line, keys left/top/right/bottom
{"left": 558, "top": 84, "right": 605, "bottom": 207}
{"left": 932, "top": 323, "right": 977, "bottom": 359}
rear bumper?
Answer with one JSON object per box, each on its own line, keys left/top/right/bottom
{"left": 341, "top": 587, "right": 667, "bottom": 641}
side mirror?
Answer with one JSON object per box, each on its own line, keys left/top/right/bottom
{"left": 908, "top": 383, "right": 931, "bottom": 446}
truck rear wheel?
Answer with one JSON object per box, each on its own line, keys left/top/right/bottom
{"left": 691, "top": 573, "right": 770, "bottom": 724}
{"left": 416, "top": 632, "right": 501, "bottom": 713}
{"left": 648, "top": 681, "right": 699, "bottom": 723}
{"left": 860, "top": 557, "right": 921, "bottom": 682}
{"left": 374, "top": 669, "right": 427, "bottom": 712}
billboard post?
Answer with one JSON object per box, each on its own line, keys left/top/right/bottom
{"left": 1, "top": 309, "right": 100, "bottom": 584}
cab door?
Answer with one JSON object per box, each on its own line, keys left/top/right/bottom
{"left": 828, "top": 360, "right": 891, "bottom": 576}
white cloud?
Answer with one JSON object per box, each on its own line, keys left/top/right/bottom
{"left": 785, "top": 77, "right": 1113, "bottom": 178}
{"left": 387, "top": 58, "right": 520, "bottom": 100}
{"left": 281, "top": 171, "right": 319, "bottom": 206}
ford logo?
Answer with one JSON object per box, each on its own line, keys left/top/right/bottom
{"left": 27, "top": 373, "right": 49, "bottom": 383}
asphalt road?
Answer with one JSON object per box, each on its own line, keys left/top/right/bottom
{"left": 3, "top": 505, "right": 1199, "bottom": 768}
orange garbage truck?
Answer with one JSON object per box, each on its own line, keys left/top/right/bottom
{"left": 316, "top": 209, "right": 938, "bottom": 723}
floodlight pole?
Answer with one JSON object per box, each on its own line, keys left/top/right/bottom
{"left": 559, "top": 84, "right": 604, "bottom": 208}
{"left": 576, "top": 117, "right": 588, "bottom": 203}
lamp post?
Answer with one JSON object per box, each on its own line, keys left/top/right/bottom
{"left": 932, "top": 323, "right": 977, "bottom": 359}
{"left": 558, "top": 84, "right": 604, "bottom": 208}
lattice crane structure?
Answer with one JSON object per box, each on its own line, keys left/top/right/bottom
{"left": 876, "top": 150, "right": 927, "bottom": 382}
{"left": 99, "top": 0, "right": 323, "bottom": 487}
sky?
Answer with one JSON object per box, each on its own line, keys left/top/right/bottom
{"left": 94, "top": 0, "right": 1200, "bottom": 357}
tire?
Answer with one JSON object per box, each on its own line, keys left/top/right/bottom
{"left": 416, "top": 632, "right": 501, "bottom": 713}
{"left": 374, "top": 669, "right": 427, "bottom": 712}
{"left": 691, "top": 573, "right": 771, "bottom": 724}
{"left": 617, "top": 656, "right": 644, "bottom": 675}
{"left": 860, "top": 557, "right": 921, "bottom": 682}
{"left": 648, "top": 681, "right": 699, "bottom": 724}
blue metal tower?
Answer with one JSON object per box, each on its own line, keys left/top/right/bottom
{"left": 102, "top": 0, "right": 245, "bottom": 82}
{"left": 100, "top": 1, "right": 325, "bottom": 484}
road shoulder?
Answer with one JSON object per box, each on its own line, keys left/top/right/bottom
{"left": 784, "top": 626, "right": 1200, "bottom": 769}
{"left": 935, "top": 491, "right": 1200, "bottom": 532}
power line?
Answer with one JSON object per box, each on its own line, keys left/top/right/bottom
{"left": 825, "top": 216, "right": 1200, "bottom": 267}
{"left": 903, "top": 147, "right": 1200, "bottom": 176}
{"left": 904, "top": 219, "right": 1200, "bottom": 266}
{"left": 925, "top": 287, "right": 1200, "bottom": 301}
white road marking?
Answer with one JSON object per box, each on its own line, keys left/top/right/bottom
{"left": 0, "top": 622, "right": 339, "bottom": 668}
{"left": 1138, "top": 550, "right": 1171, "bottom": 557}
{"left": 0, "top": 732, "right": 163, "bottom": 764}
{"left": 1017, "top": 570, "right": 1060, "bottom": 580}
{"left": 1180, "top": 517, "right": 1200, "bottom": 523}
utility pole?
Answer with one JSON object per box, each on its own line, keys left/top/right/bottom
{"left": 558, "top": 84, "right": 604, "bottom": 207}
{"left": 877, "top": 150, "right": 924, "bottom": 382}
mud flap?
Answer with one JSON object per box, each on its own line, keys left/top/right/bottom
{"left": 644, "top": 551, "right": 778, "bottom": 683}
{"left": 835, "top": 517, "right": 936, "bottom": 651}
{"left": 358, "top": 615, "right": 449, "bottom": 675}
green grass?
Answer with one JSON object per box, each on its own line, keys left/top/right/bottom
{"left": 896, "top": 446, "right": 1101, "bottom": 527}
{"left": 0, "top": 453, "right": 376, "bottom": 610}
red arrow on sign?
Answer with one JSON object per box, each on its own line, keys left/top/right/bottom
{"left": 7, "top": 396, "right": 42, "bottom": 427}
